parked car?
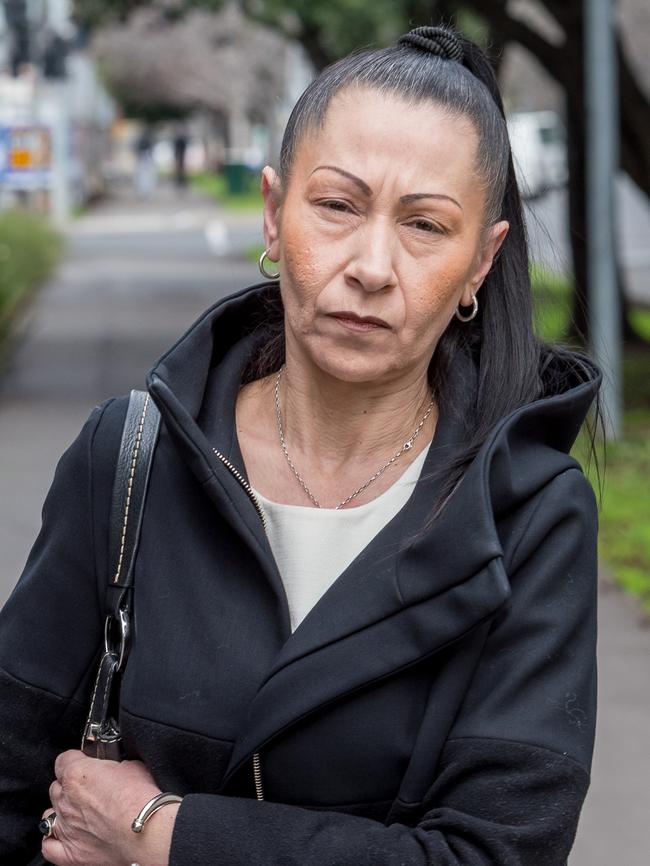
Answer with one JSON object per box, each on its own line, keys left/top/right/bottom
{"left": 506, "top": 110, "right": 568, "bottom": 199}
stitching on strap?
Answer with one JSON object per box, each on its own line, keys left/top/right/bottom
{"left": 81, "top": 652, "right": 111, "bottom": 747}
{"left": 113, "top": 393, "right": 150, "bottom": 584}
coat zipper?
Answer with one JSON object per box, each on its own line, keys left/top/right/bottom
{"left": 212, "top": 446, "right": 266, "bottom": 801}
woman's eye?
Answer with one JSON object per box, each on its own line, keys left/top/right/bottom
{"left": 319, "top": 200, "right": 353, "bottom": 213}
{"left": 409, "top": 219, "right": 444, "bottom": 234}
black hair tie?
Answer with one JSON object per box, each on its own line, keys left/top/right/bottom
{"left": 397, "top": 26, "right": 464, "bottom": 64}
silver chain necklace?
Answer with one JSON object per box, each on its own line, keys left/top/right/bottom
{"left": 274, "top": 363, "right": 435, "bottom": 509}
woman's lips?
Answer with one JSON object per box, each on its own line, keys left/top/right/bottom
{"left": 328, "top": 312, "right": 390, "bottom": 332}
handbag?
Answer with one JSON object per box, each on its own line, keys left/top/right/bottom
{"left": 81, "top": 389, "right": 161, "bottom": 761}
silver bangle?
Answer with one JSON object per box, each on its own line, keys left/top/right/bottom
{"left": 131, "top": 791, "right": 184, "bottom": 833}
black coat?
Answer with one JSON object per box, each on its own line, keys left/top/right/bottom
{"left": 0, "top": 282, "right": 601, "bottom": 865}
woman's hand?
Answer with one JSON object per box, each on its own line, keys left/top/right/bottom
{"left": 41, "top": 749, "right": 178, "bottom": 866}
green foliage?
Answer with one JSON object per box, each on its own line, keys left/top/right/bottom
{"left": 72, "top": 0, "right": 461, "bottom": 69}
{"left": 533, "top": 266, "right": 650, "bottom": 612}
{"left": 0, "top": 210, "right": 63, "bottom": 340}
{"left": 629, "top": 307, "right": 650, "bottom": 343}
{"left": 623, "top": 351, "right": 650, "bottom": 411}
{"left": 192, "top": 171, "right": 227, "bottom": 200}
{"left": 454, "top": 8, "right": 490, "bottom": 46}
{"left": 530, "top": 263, "right": 573, "bottom": 342}
{"left": 243, "top": 0, "right": 501, "bottom": 69}
{"left": 244, "top": 242, "right": 266, "bottom": 264}
{"left": 72, "top": 0, "right": 142, "bottom": 29}
{"left": 245, "top": 0, "right": 407, "bottom": 66}
{"left": 72, "top": 0, "right": 242, "bottom": 31}
{"left": 573, "top": 409, "right": 650, "bottom": 614}
{"left": 531, "top": 264, "right": 650, "bottom": 351}
{"left": 191, "top": 170, "right": 264, "bottom": 212}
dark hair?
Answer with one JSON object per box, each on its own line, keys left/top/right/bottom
{"left": 243, "top": 26, "right": 601, "bottom": 522}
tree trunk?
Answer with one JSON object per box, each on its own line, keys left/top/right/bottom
{"left": 466, "top": 0, "right": 650, "bottom": 346}
{"left": 618, "top": 258, "right": 647, "bottom": 344}
{"left": 562, "top": 18, "right": 589, "bottom": 345}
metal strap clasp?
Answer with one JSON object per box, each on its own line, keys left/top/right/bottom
{"left": 104, "top": 609, "right": 130, "bottom": 672}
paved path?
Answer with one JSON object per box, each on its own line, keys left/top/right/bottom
{"left": 1, "top": 183, "right": 649, "bottom": 865}
{"left": 0, "top": 184, "right": 259, "bottom": 589}
{"left": 571, "top": 573, "right": 650, "bottom": 866}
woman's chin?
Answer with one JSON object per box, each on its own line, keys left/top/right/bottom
{"left": 307, "top": 347, "right": 398, "bottom": 385}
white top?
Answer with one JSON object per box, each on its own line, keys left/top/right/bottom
{"left": 251, "top": 439, "right": 432, "bottom": 633}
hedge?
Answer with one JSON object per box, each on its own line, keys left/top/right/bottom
{"left": 0, "top": 209, "right": 63, "bottom": 341}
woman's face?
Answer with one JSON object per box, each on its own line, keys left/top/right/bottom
{"left": 262, "top": 86, "right": 509, "bottom": 385}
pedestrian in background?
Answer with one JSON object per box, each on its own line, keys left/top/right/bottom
{"left": 173, "top": 124, "right": 189, "bottom": 189}
{"left": 133, "top": 126, "right": 156, "bottom": 199}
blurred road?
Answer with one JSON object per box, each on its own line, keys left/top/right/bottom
{"left": 0, "top": 182, "right": 649, "bottom": 865}
{"left": 0, "top": 184, "right": 259, "bottom": 601}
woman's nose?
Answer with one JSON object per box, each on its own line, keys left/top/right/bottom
{"left": 343, "top": 218, "right": 397, "bottom": 293}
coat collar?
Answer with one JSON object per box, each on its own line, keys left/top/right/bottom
{"left": 145, "top": 281, "right": 601, "bottom": 786}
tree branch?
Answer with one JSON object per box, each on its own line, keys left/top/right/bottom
{"left": 618, "top": 35, "right": 650, "bottom": 194}
{"left": 469, "top": 0, "right": 565, "bottom": 79}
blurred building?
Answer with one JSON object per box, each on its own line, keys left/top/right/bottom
{"left": 0, "top": 0, "right": 116, "bottom": 216}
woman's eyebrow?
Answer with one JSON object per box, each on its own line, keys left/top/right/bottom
{"left": 310, "top": 165, "right": 372, "bottom": 196}
{"left": 400, "top": 192, "right": 463, "bottom": 211}
{"left": 309, "top": 165, "right": 462, "bottom": 211}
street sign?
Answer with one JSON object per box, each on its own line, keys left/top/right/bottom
{"left": 0, "top": 124, "right": 52, "bottom": 189}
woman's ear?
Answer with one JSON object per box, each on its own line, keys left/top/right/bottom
{"left": 461, "top": 220, "right": 509, "bottom": 306}
{"left": 261, "top": 166, "right": 283, "bottom": 262}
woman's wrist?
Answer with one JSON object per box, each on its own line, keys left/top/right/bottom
{"left": 131, "top": 792, "right": 185, "bottom": 833}
{"left": 134, "top": 801, "right": 182, "bottom": 866}
{"left": 120, "top": 787, "right": 182, "bottom": 866}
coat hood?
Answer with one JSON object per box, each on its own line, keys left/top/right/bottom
{"left": 145, "top": 281, "right": 601, "bottom": 785}
{"left": 145, "top": 279, "right": 600, "bottom": 493}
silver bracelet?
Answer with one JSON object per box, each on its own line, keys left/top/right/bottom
{"left": 131, "top": 791, "right": 184, "bottom": 833}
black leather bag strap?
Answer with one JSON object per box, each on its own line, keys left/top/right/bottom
{"left": 82, "top": 389, "right": 161, "bottom": 760}
{"left": 81, "top": 651, "right": 124, "bottom": 761}
{"left": 107, "top": 390, "right": 161, "bottom": 591}
{"left": 104, "top": 390, "right": 161, "bottom": 623}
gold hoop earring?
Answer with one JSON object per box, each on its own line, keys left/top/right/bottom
{"left": 455, "top": 293, "right": 478, "bottom": 322}
{"left": 259, "top": 249, "right": 280, "bottom": 281}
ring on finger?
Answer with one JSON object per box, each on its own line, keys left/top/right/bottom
{"left": 39, "top": 811, "right": 57, "bottom": 839}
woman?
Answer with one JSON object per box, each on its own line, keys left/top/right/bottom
{"left": 0, "top": 25, "right": 601, "bottom": 866}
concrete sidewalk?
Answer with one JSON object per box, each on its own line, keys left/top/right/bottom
{"left": 1, "top": 184, "right": 649, "bottom": 865}
{"left": 571, "top": 573, "right": 650, "bottom": 865}
{"left": 0, "top": 182, "right": 260, "bottom": 596}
